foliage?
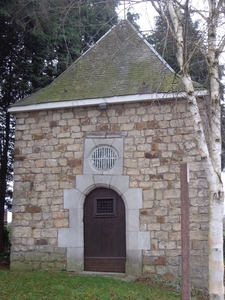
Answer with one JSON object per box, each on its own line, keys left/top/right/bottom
{"left": 0, "top": 226, "right": 11, "bottom": 266}
{"left": 0, "top": 271, "right": 182, "bottom": 300}
{"left": 3, "top": 226, "right": 11, "bottom": 251}
{"left": 147, "top": 9, "right": 225, "bottom": 169}
{"left": 127, "top": 9, "right": 140, "bottom": 30}
{"left": 0, "top": 0, "right": 119, "bottom": 250}
{"left": 147, "top": 11, "right": 208, "bottom": 85}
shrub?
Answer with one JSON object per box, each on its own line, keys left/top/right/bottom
{"left": 3, "top": 226, "right": 11, "bottom": 251}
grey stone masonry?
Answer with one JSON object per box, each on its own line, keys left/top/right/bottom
{"left": 11, "top": 98, "right": 209, "bottom": 287}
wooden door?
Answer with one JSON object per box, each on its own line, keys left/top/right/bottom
{"left": 84, "top": 188, "right": 126, "bottom": 273}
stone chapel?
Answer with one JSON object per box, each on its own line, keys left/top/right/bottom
{"left": 9, "top": 20, "right": 209, "bottom": 287}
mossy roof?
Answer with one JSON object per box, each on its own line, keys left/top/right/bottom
{"left": 13, "top": 20, "right": 188, "bottom": 107}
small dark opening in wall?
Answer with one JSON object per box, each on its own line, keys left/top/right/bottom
{"left": 94, "top": 197, "right": 116, "bottom": 217}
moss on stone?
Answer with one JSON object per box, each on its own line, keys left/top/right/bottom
{"left": 13, "top": 20, "right": 187, "bottom": 108}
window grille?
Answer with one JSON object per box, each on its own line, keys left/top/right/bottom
{"left": 94, "top": 197, "right": 116, "bottom": 217}
{"left": 91, "top": 146, "right": 118, "bottom": 170}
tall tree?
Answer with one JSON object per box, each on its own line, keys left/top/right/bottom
{"left": 148, "top": 0, "right": 225, "bottom": 298}
{"left": 0, "top": 0, "right": 118, "bottom": 251}
{"left": 148, "top": 7, "right": 225, "bottom": 170}
{"left": 147, "top": 11, "right": 208, "bottom": 85}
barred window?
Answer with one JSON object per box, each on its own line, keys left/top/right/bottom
{"left": 91, "top": 146, "right": 118, "bottom": 170}
{"left": 94, "top": 197, "right": 116, "bottom": 217}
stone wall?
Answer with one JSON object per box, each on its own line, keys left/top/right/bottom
{"left": 11, "top": 99, "right": 209, "bottom": 286}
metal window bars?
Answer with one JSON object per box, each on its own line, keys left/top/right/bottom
{"left": 91, "top": 146, "right": 118, "bottom": 170}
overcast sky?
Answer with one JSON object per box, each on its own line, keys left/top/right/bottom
{"left": 117, "top": 1, "right": 157, "bottom": 32}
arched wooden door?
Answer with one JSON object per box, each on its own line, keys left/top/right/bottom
{"left": 84, "top": 188, "right": 126, "bottom": 273}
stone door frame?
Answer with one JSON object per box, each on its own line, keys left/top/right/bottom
{"left": 58, "top": 132, "right": 150, "bottom": 276}
{"left": 58, "top": 174, "right": 150, "bottom": 276}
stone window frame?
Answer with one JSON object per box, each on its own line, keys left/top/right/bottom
{"left": 83, "top": 132, "right": 124, "bottom": 175}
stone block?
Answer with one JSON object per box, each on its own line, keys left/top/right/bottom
{"left": 169, "top": 207, "right": 181, "bottom": 215}
{"left": 32, "top": 229, "right": 41, "bottom": 238}
{"left": 163, "top": 189, "right": 180, "bottom": 199}
{"left": 24, "top": 205, "right": 41, "bottom": 213}
{"left": 120, "top": 120, "right": 135, "bottom": 130}
{"left": 190, "top": 230, "right": 208, "bottom": 240}
{"left": 144, "top": 256, "right": 167, "bottom": 266}
{"left": 159, "top": 241, "right": 176, "bottom": 250}
{"left": 192, "top": 240, "right": 203, "bottom": 250}
{"left": 41, "top": 229, "right": 57, "bottom": 238}
{"left": 66, "top": 120, "right": 79, "bottom": 128}
{"left": 35, "top": 182, "right": 46, "bottom": 191}
{"left": 143, "top": 265, "right": 156, "bottom": 274}
{"left": 76, "top": 175, "right": 94, "bottom": 194}
{"left": 168, "top": 231, "right": 181, "bottom": 241}
{"left": 67, "top": 247, "right": 83, "bottom": 272}
{"left": 155, "top": 265, "right": 167, "bottom": 275}
{"left": 58, "top": 228, "right": 83, "bottom": 248}
{"left": 123, "top": 188, "right": 142, "bottom": 209}
{"left": 41, "top": 262, "right": 55, "bottom": 270}
{"left": 64, "top": 189, "right": 81, "bottom": 209}
{"left": 127, "top": 231, "right": 139, "bottom": 250}
{"left": 48, "top": 238, "right": 58, "bottom": 246}
{"left": 143, "top": 189, "right": 154, "bottom": 201}
{"left": 13, "top": 227, "right": 32, "bottom": 238}
{"left": 47, "top": 181, "right": 61, "bottom": 190}
{"left": 10, "top": 251, "right": 25, "bottom": 262}
{"left": 35, "top": 239, "right": 48, "bottom": 245}
{"left": 157, "top": 165, "right": 170, "bottom": 173}
{"left": 127, "top": 169, "right": 140, "bottom": 175}
{"left": 126, "top": 249, "right": 142, "bottom": 276}
{"left": 10, "top": 261, "right": 31, "bottom": 271}
{"left": 138, "top": 231, "right": 150, "bottom": 250}
{"left": 154, "top": 207, "right": 168, "bottom": 216}
{"left": 61, "top": 112, "right": 74, "bottom": 119}
{"left": 154, "top": 231, "right": 168, "bottom": 240}
{"left": 54, "top": 219, "right": 68, "bottom": 228}
{"left": 68, "top": 125, "right": 80, "bottom": 133}
{"left": 60, "top": 181, "right": 73, "bottom": 189}
{"left": 147, "top": 223, "right": 160, "bottom": 231}
{"left": 156, "top": 216, "right": 165, "bottom": 224}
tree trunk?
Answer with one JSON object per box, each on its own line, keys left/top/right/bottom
{"left": 165, "top": 0, "right": 224, "bottom": 297}
{"left": 0, "top": 111, "right": 10, "bottom": 251}
{"left": 209, "top": 188, "right": 224, "bottom": 299}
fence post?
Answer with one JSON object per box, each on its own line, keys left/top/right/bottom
{"left": 180, "top": 162, "right": 190, "bottom": 300}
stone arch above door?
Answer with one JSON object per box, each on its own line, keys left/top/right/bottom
{"left": 58, "top": 174, "right": 150, "bottom": 276}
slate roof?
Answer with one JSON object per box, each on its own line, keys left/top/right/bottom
{"left": 13, "top": 20, "right": 187, "bottom": 107}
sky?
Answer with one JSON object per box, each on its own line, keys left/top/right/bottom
{"left": 117, "top": 1, "right": 157, "bottom": 32}
{"left": 117, "top": 1, "right": 156, "bottom": 31}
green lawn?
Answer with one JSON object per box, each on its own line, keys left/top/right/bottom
{"left": 0, "top": 270, "right": 209, "bottom": 300}
{"left": 0, "top": 270, "right": 182, "bottom": 300}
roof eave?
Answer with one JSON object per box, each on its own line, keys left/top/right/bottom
{"left": 8, "top": 90, "right": 208, "bottom": 113}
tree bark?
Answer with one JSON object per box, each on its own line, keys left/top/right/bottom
{"left": 153, "top": 0, "right": 225, "bottom": 297}
{"left": 0, "top": 111, "right": 10, "bottom": 251}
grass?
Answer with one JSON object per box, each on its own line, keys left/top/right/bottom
{"left": 0, "top": 270, "right": 182, "bottom": 300}
{"left": 0, "top": 270, "right": 209, "bottom": 300}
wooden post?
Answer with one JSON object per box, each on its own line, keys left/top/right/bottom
{"left": 180, "top": 163, "right": 190, "bottom": 300}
